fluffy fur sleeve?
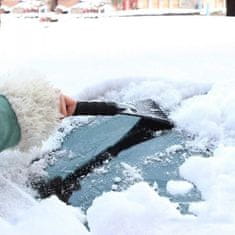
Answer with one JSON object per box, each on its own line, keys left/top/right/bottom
{"left": 0, "top": 79, "right": 61, "bottom": 151}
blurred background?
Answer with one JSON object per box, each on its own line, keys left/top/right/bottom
{"left": 0, "top": 0, "right": 234, "bottom": 21}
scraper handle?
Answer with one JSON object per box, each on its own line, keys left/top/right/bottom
{"left": 73, "top": 101, "right": 125, "bottom": 116}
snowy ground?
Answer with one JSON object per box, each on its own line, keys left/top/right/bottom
{"left": 0, "top": 15, "right": 235, "bottom": 235}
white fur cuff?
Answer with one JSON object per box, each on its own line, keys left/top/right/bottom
{"left": 0, "top": 79, "right": 61, "bottom": 151}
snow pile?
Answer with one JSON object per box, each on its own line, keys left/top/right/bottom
{"left": 0, "top": 175, "right": 37, "bottom": 223}
{"left": 180, "top": 146, "right": 235, "bottom": 223}
{"left": 90, "top": 78, "right": 211, "bottom": 111}
{"left": 87, "top": 182, "right": 235, "bottom": 235}
{"left": 172, "top": 81, "right": 235, "bottom": 148}
{"left": 0, "top": 149, "right": 47, "bottom": 193}
{"left": 0, "top": 196, "right": 88, "bottom": 235}
{"left": 87, "top": 182, "right": 188, "bottom": 235}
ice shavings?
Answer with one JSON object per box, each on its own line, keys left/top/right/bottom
{"left": 121, "top": 162, "right": 143, "bottom": 183}
{"left": 113, "top": 176, "right": 122, "bottom": 183}
{"left": 93, "top": 165, "right": 109, "bottom": 174}
{"left": 144, "top": 143, "right": 186, "bottom": 166}
{"left": 111, "top": 184, "right": 119, "bottom": 191}
{"left": 106, "top": 162, "right": 144, "bottom": 192}
{"left": 166, "top": 180, "right": 194, "bottom": 196}
{"left": 166, "top": 144, "right": 184, "bottom": 155}
{"left": 144, "top": 152, "right": 165, "bottom": 164}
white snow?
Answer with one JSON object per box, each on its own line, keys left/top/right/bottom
{"left": 166, "top": 180, "right": 194, "bottom": 196}
{"left": 0, "top": 15, "right": 235, "bottom": 235}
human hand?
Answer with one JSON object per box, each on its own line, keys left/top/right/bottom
{"left": 60, "top": 94, "right": 77, "bottom": 118}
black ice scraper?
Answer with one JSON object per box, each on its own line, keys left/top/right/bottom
{"left": 73, "top": 100, "right": 174, "bottom": 130}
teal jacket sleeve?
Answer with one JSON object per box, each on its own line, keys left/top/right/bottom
{"left": 0, "top": 95, "right": 21, "bottom": 152}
